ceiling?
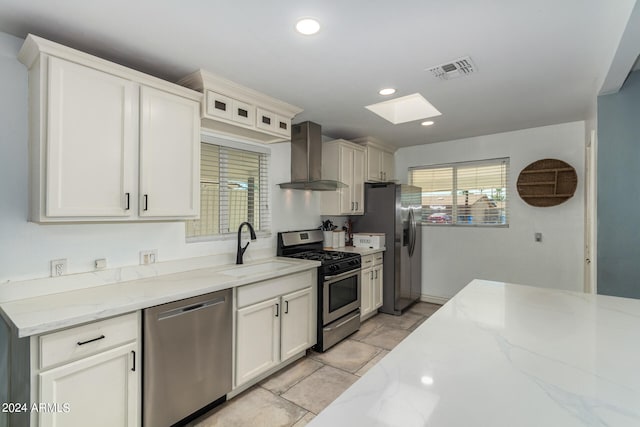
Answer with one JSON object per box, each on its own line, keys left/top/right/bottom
{"left": 0, "top": 0, "right": 636, "bottom": 148}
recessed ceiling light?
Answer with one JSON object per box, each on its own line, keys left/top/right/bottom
{"left": 379, "top": 88, "right": 396, "bottom": 96}
{"left": 296, "top": 18, "right": 320, "bottom": 35}
{"left": 421, "top": 121, "right": 435, "bottom": 126}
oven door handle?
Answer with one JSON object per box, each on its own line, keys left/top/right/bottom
{"left": 323, "top": 310, "right": 361, "bottom": 332}
{"left": 324, "top": 269, "right": 359, "bottom": 282}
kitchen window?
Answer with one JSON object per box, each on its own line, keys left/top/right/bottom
{"left": 186, "top": 134, "right": 270, "bottom": 239}
{"left": 409, "top": 158, "right": 509, "bottom": 226}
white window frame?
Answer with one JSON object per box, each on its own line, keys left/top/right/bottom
{"left": 186, "top": 131, "right": 271, "bottom": 242}
{"left": 409, "top": 157, "right": 509, "bottom": 227}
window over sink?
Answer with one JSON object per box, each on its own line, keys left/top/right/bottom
{"left": 409, "top": 158, "right": 509, "bottom": 227}
{"left": 186, "top": 133, "right": 270, "bottom": 240}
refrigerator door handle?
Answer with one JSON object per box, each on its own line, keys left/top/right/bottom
{"left": 408, "top": 208, "right": 417, "bottom": 256}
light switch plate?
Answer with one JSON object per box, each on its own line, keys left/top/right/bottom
{"left": 535, "top": 232, "right": 542, "bottom": 242}
{"left": 139, "top": 250, "right": 158, "bottom": 265}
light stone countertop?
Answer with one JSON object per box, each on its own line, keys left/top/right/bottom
{"left": 309, "top": 279, "right": 640, "bottom": 427}
{"left": 330, "top": 246, "right": 385, "bottom": 256}
{"left": 0, "top": 257, "right": 319, "bottom": 338}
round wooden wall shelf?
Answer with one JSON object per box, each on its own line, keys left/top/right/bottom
{"left": 517, "top": 159, "right": 577, "bottom": 207}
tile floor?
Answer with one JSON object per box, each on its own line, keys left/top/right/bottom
{"left": 189, "top": 302, "right": 441, "bottom": 427}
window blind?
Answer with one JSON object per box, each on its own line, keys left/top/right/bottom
{"left": 409, "top": 158, "right": 509, "bottom": 226}
{"left": 186, "top": 141, "right": 270, "bottom": 238}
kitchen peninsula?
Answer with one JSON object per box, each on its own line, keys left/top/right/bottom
{"left": 310, "top": 279, "right": 640, "bottom": 427}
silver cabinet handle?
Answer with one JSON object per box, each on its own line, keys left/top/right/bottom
{"left": 275, "top": 303, "right": 279, "bottom": 317}
{"left": 351, "top": 201, "right": 354, "bottom": 211}
{"left": 285, "top": 301, "right": 289, "bottom": 314}
{"left": 355, "top": 202, "right": 359, "bottom": 211}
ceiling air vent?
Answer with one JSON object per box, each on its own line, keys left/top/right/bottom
{"left": 427, "top": 56, "right": 477, "bottom": 80}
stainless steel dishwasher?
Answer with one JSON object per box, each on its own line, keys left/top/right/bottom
{"left": 143, "top": 288, "right": 232, "bottom": 427}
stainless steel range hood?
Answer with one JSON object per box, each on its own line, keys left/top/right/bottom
{"left": 278, "top": 121, "right": 346, "bottom": 191}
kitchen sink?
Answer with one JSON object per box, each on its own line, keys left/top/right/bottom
{"left": 219, "top": 261, "right": 295, "bottom": 277}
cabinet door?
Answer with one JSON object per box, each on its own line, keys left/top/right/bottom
{"left": 236, "top": 297, "right": 280, "bottom": 386}
{"left": 281, "top": 287, "right": 314, "bottom": 361}
{"left": 256, "top": 107, "right": 277, "bottom": 133}
{"left": 46, "top": 57, "right": 136, "bottom": 217}
{"left": 139, "top": 86, "right": 200, "bottom": 217}
{"left": 382, "top": 151, "right": 394, "bottom": 181}
{"left": 352, "top": 148, "right": 365, "bottom": 214}
{"left": 206, "top": 90, "right": 233, "bottom": 120}
{"left": 373, "top": 265, "right": 384, "bottom": 309}
{"left": 232, "top": 99, "right": 255, "bottom": 126}
{"left": 339, "top": 145, "right": 354, "bottom": 214}
{"left": 366, "top": 146, "right": 383, "bottom": 182}
{"left": 361, "top": 268, "right": 373, "bottom": 319}
{"left": 38, "top": 342, "right": 138, "bottom": 427}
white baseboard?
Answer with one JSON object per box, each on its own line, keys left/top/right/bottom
{"left": 420, "top": 294, "right": 449, "bottom": 305}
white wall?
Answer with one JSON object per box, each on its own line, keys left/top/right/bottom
{"left": 396, "top": 121, "right": 586, "bottom": 299}
{"left": 0, "top": 32, "right": 320, "bottom": 283}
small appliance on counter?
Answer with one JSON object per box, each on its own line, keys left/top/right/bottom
{"left": 277, "top": 229, "right": 361, "bottom": 351}
{"left": 352, "top": 233, "right": 385, "bottom": 249}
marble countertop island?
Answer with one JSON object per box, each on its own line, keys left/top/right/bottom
{"left": 310, "top": 279, "right": 640, "bottom": 427}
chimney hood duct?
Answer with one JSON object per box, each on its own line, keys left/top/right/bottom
{"left": 278, "top": 121, "right": 347, "bottom": 191}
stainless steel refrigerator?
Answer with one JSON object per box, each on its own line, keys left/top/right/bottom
{"left": 353, "top": 183, "right": 422, "bottom": 315}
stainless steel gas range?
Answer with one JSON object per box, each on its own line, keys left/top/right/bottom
{"left": 277, "top": 229, "right": 361, "bottom": 352}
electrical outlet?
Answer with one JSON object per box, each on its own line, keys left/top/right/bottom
{"left": 139, "top": 250, "right": 158, "bottom": 265}
{"left": 535, "top": 232, "right": 542, "bottom": 242}
{"left": 50, "top": 259, "right": 67, "bottom": 277}
{"left": 95, "top": 258, "right": 107, "bottom": 270}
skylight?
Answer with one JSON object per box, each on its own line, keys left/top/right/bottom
{"left": 365, "top": 93, "right": 441, "bottom": 124}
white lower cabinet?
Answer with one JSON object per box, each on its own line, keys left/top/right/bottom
{"left": 280, "top": 287, "right": 314, "bottom": 361}
{"left": 235, "top": 297, "right": 281, "bottom": 386}
{"left": 38, "top": 343, "right": 138, "bottom": 427}
{"left": 234, "top": 271, "right": 316, "bottom": 388}
{"left": 361, "top": 267, "right": 373, "bottom": 318}
{"left": 372, "top": 264, "right": 383, "bottom": 309}
{"left": 33, "top": 313, "right": 140, "bottom": 427}
{"left": 361, "top": 253, "right": 384, "bottom": 320}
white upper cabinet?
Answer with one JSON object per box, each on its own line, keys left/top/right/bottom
{"left": 179, "top": 70, "right": 302, "bottom": 143}
{"left": 352, "top": 137, "right": 396, "bottom": 182}
{"left": 18, "top": 34, "right": 201, "bottom": 222}
{"left": 321, "top": 139, "right": 366, "bottom": 215}
{"left": 45, "top": 57, "right": 137, "bottom": 218}
{"left": 139, "top": 86, "right": 200, "bottom": 218}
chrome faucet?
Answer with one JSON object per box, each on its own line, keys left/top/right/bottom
{"left": 236, "top": 222, "right": 257, "bottom": 264}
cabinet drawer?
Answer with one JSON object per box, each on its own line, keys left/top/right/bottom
{"left": 39, "top": 312, "right": 138, "bottom": 370}
{"left": 237, "top": 270, "right": 314, "bottom": 308}
{"left": 373, "top": 252, "right": 384, "bottom": 265}
{"left": 361, "top": 254, "right": 374, "bottom": 267}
